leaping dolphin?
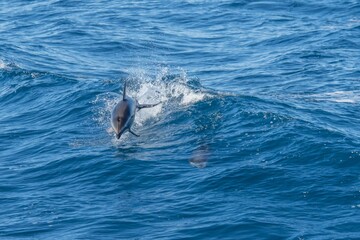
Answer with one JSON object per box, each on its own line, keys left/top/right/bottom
{"left": 111, "top": 82, "right": 161, "bottom": 139}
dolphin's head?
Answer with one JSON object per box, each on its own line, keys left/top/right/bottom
{"left": 115, "top": 117, "right": 127, "bottom": 139}
{"left": 112, "top": 116, "right": 127, "bottom": 139}
{"left": 111, "top": 101, "right": 131, "bottom": 139}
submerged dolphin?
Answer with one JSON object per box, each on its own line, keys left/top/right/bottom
{"left": 111, "top": 82, "right": 161, "bottom": 139}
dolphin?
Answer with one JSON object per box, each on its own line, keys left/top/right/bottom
{"left": 111, "top": 82, "right": 161, "bottom": 139}
{"left": 189, "top": 143, "right": 209, "bottom": 168}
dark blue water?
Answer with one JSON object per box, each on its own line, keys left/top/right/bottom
{"left": 1, "top": 1, "right": 360, "bottom": 239}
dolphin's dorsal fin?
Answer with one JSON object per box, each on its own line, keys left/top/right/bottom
{"left": 123, "top": 81, "right": 127, "bottom": 100}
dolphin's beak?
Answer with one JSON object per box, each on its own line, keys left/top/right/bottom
{"left": 116, "top": 133, "right": 121, "bottom": 139}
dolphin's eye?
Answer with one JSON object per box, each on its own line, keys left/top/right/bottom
{"left": 117, "top": 117, "right": 121, "bottom": 122}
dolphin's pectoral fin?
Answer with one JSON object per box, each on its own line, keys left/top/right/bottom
{"left": 137, "top": 102, "right": 162, "bottom": 110}
{"left": 129, "top": 129, "right": 140, "bottom": 137}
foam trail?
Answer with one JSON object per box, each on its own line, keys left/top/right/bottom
{"left": 310, "top": 91, "right": 359, "bottom": 104}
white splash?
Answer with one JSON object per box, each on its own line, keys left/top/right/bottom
{"left": 124, "top": 67, "right": 209, "bottom": 125}
{"left": 93, "top": 67, "right": 212, "bottom": 137}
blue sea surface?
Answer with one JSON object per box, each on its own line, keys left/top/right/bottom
{"left": 1, "top": 0, "right": 360, "bottom": 239}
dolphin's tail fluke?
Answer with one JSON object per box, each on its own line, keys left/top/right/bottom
{"left": 123, "top": 81, "right": 127, "bottom": 100}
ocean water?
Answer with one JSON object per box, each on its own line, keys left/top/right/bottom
{"left": 1, "top": 0, "right": 360, "bottom": 239}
